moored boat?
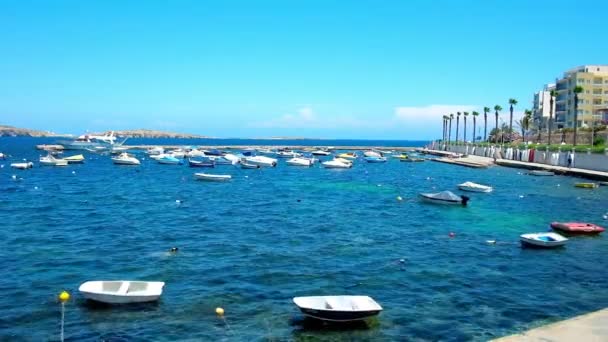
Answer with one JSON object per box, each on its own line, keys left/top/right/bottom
{"left": 79, "top": 280, "right": 165, "bottom": 304}
{"left": 419, "top": 191, "right": 469, "bottom": 206}
{"left": 337, "top": 152, "right": 357, "bottom": 160}
{"left": 458, "top": 181, "right": 493, "bottom": 193}
{"left": 10, "top": 162, "right": 34, "bottom": 169}
{"left": 244, "top": 156, "right": 278, "bottom": 167}
{"left": 286, "top": 157, "right": 314, "bottom": 166}
{"left": 520, "top": 232, "right": 568, "bottom": 248}
{"left": 293, "top": 295, "right": 382, "bottom": 322}
{"left": 322, "top": 158, "right": 352, "bottom": 168}
{"left": 240, "top": 162, "right": 261, "bottom": 169}
{"left": 311, "top": 149, "right": 331, "bottom": 156}
{"left": 188, "top": 159, "right": 215, "bottom": 168}
{"left": 39, "top": 154, "right": 68, "bottom": 166}
{"left": 529, "top": 170, "right": 554, "bottom": 176}
{"left": 364, "top": 156, "right": 387, "bottom": 163}
{"left": 194, "top": 173, "right": 232, "bottom": 181}
{"left": 111, "top": 153, "right": 141, "bottom": 165}
{"left": 575, "top": 182, "right": 598, "bottom": 188}
{"left": 63, "top": 154, "right": 85, "bottom": 164}
{"left": 157, "top": 155, "right": 183, "bottom": 165}
{"left": 550, "top": 222, "right": 605, "bottom": 235}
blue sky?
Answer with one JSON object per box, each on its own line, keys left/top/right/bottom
{"left": 1, "top": 0, "right": 606, "bottom": 139}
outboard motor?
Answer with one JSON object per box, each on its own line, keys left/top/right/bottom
{"left": 461, "top": 195, "right": 470, "bottom": 206}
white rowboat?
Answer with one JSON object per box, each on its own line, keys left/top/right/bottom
{"left": 458, "top": 181, "right": 493, "bottom": 193}
{"left": 194, "top": 173, "right": 232, "bottom": 181}
{"left": 79, "top": 281, "right": 165, "bottom": 304}
{"left": 293, "top": 296, "right": 382, "bottom": 322}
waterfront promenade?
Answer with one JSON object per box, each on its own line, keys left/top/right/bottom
{"left": 421, "top": 149, "right": 608, "bottom": 181}
{"left": 492, "top": 308, "right": 608, "bottom": 342}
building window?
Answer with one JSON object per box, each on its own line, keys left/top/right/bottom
{"left": 577, "top": 79, "right": 585, "bottom": 83}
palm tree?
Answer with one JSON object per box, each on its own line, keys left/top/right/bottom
{"left": 448, "top": 113, "right": 454, "bottom": 143}
{"left": 456, "top": 112, "right": 461, "bottom": 142}
{"left": 494, "top": 105, "right": 502, "bottom": 143}
{"left": 483, "top": 107, "right": 490, "bottom": 141}
{"left": 573, "top": 86, "right": 583, "bottom": 146}
{"left": 463, "top": 112, "right": 469, "bottom": 143}
{"left": 472, "top": 111, "right": 479, "bottom": 143}
{"left": 548, "top": 89, "right": 556, "bottom": 145}
{"left": 520, "top": 110, "right": 532, "bottom": 142}
{"left": 508, "top": 98, "right": 518, "bottom": 143}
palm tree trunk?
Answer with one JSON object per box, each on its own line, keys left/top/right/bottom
{"left": 456, "top": 117, "right": 460, "bottom": 143}
{"left": 448, "top": 119, "right": 452, "bottom": 143}
{"left": 509, "top": 105, "right": 514, "bottom": 143}
{"left": 464, "top": 117, "right": 467, "bottom": 143}
{"left": 494, "top": 114, "right": 498, "bottom": 143}
{"left": 473, "top": 117, "right": 477, "bottom": 143}
{"left": 484, "top": 114, "right": 487, "bottom": 141}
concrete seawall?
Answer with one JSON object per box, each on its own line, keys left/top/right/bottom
{"left": 492, "top": 308, "right": 608, "bottom": 342}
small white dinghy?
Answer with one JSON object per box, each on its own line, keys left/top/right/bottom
{"left": 79, "top": 281, "right": 165, "bottom": 304}
{"left": 529, "top": 170, "right": 554, "bottom": 176}
{"left": 10, "top": 162, "right": 34, "bottom": 169}
{"left": 293, "top": 295, "right": 382, "bottom": 322}
{"left": 286, "top": 157, "right": 314, "bottom": 167}
{"left": 194, "top": 173, "right": 232, "bottom": 181}
{"left": 520, "top": 232, "right": 568, "bottom": 248}
{"left": 458, "top": 181, "right": 493, "bottom": 193}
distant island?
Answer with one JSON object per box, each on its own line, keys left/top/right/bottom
{"left": 0, "top": 125, "right": 71, "bottom": 137}
{"left": 105, "top": 129, "right": 210, "bottom": 139}
{"left": 0, "top": 125, "right": 210, "bottom": 139}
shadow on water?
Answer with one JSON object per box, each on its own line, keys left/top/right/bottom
{"left": 289, "top": 315, "right": 378, "bottom": 332}
{"left": 80, "top": 299, "right": 161, "bottom": 312}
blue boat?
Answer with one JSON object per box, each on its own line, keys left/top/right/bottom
{"left": 157, "top": 155, "right": 182, "bottom": 165}
{"left": 364, "top": 156, "right": 387, "bottom": 163}
{"left": 188, "top": 159, "right": 215, "bottom": 168}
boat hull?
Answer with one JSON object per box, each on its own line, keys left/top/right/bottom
{"left": 550, "top": 222, "right": 605, "bottom": 235}
{"left": 80, "top": 291, "right": 161, "bottom": 304}
{"left": 298, "top": 308, "right": 381, "bottom": 322}
{"left": 520, "top": 233, "right": 567, "bottom": 248}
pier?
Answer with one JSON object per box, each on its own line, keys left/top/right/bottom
{"left": 495, "top": 159, "right": 608, "bottom": 181}
{"left": 492, "top": 308, "right": 608, "bottom": 342}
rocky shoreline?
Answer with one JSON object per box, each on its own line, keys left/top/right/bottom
{"left": 0, "top": 125, "right": 69, "bottom": 137}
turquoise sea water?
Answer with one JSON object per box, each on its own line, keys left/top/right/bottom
{"left": 1, "top": 138, "right": 607, "bottom": 341}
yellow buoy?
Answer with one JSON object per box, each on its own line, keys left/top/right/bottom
{"left": 59, "top": 291, "right": 70, "bottom": 303}
{"left": 215, "top": 307, "right": 225, "bottom": 316}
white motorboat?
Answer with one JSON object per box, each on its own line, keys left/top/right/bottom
{"left": 166, "top": 149, "right": 185, "bottom": 158}
{"left": 520, "top": 232, "right": 568, "bottom": 248}
{"left": 363, "top": 150, "right": 382, "bottom": 158}
{"left": 10, "top": 162, "right": 34, "bottom": 169}
{"left": 63, "top": 154, "right": 85, "bottom": 164}
{"left": 419, "top": 191, "right": 469, "bottom": 206}
{"left": 157, "top": 155, "right": 182, "bottom": 165}
{"left": 277, "top": 151, "right": 301, "bottom": 158}
{"left": 79, "top": 280, "right": 165, "bottom": 304}
{"left": 458, "top": 181, "right": 493, "bottom": 193}
{"left": 40, "top": 154, "right": 68, "bottom": 166}
{"left": 194, "top": 173, "right": 232, "bottom": 181}
{"left": 186, "top": 149, "right": 206, "bottom": 157}
{"left": 112, "top": 153, "right": 141, "bottom": 165}
{"left": 293, "top": 296, "right": 383, "bottom": 322}
{"left": 286, "top": 157, "right": 314, "bottom": 167}
{"left": 240, "top": 162, "right": 261, "bottom": 169}
{"left": 529, "top": 170, "right": 554, "bottom": 176}
{"left": 322, "top": 158, "right": 352, "bottom": 169}
{"left": 244, "top": 156, "right": 278, "bottom": 167}
{"left": 223, "top": 153, "right": 241, "bottom": 165}
{"left": 311, "top": 149, "right": 331, "bottom": 156}
{"left": 0, "top": 152, "right": 5, "bottom": 159}
{"left": 147, "top": 146, "right": 164, "bottom": 155}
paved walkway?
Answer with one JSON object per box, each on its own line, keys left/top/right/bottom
{"left": 421, "top": 149, "right": 608, "bottom": 181}
{"left": 492, "top": 308, "right": 608, "bottom": 342}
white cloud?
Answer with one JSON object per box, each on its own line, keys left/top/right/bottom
{"left": 394, "top": 105, "right": 478, "bottom": 123}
